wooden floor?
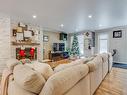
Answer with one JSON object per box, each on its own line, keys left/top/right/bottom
{"left": 94, "top": 67, "right": 127, "bottom": 95}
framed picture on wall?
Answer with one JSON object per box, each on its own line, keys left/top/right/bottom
{"left": 113, "top": 30, "right": 122, "bottom": 38}
{"left": 43, "top": 35, "right": 49, "bottom": 42}
{"left": 16, "top": 33, "right": 24, "bottom": 41}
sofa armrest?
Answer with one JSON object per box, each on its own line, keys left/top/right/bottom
{"left": 6, "top": 59, "right": 19, "bottom": 71}
{"left": 9, "top": 74, "right": 14, "bottom": 82}
{"left": 39, "top": 64, "right": 89, "bottom": 95}
{"left": 86, "top": 55, "right": 103, "bottom": 72}
{"left": 108, "top": 53, "right": 113, "bottom": 72}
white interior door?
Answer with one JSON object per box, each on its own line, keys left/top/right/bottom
{"left": 98, "top": 33, "right": 108, "bottom": 53}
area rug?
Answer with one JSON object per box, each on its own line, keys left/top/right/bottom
{"left": 113, "top": 63, "right": 127, "bottom": 69}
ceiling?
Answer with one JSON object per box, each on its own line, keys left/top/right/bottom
{"left": 0, "top": 0, "right": 127, "bottom": 33}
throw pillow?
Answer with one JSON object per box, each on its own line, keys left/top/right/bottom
{"left": 13, "top": 64, "right": 46, "bottom": 94}
{"left": 26, "top": 61, "right": 54, "bottom": 80}
{"left": 6, "top": 59, "right": 19, "bottom": 71}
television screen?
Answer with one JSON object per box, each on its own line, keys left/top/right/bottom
{"left": 59, "top": 43, "right": 65, "bottom": 51}
{"left": 53, "top": 43, "right": 65, "bottom": 52}
{"left": 53, "top": 43, "right": 59, "bottom": 51}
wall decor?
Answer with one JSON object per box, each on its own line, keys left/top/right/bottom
{"left": 24, "top": 31, "right": 32, "bottom": 38}
{"left": 30, "top": 30, "right": 35, "bottom": 36}
{"left": 84, "top": 32, "right": 95, "bottom": 49}
{"left": 17, "top": 27, "right": 23, "bottom": 32}
{"left": 85, "top": 32, "right": 90, "bottom": 37}
{"left": 12, "top": 22, "right": 40, "bottom": 43}
{"left": 84, "top": 32, "right": 92, "bottom": 38}
{"left": 113, "top": 30, "right": 122, "bottom": 38}
{"left": 18, "top": 22, "right": 26, "bottom": 27}
{"left": 43, "top": 35, "right": 49, "bottom": 42}
{"left": 16, "top": 33, "right": 24, "bottom": 41}
{"left": 13, "top": 29, "right": 17, "bottom": 36}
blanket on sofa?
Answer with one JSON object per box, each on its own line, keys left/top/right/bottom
{"left": 0, "top": 69, "right": 13, "bottom": 95}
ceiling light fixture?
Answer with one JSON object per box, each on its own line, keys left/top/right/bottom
{"left": 60, "top": 24, "right": 64, "bottom": 28}
{"left": 88, "top": 15, "right": 92, "bottom": 18}
{"left": 99, "top": 24, "right": 102, "bottom": 27}
{"left": 33, "top": 15, "right": 37, "bottom": 19}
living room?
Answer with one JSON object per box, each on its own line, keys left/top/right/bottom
{"left": 0, "top": 0, "right": 127, "bottom": 95}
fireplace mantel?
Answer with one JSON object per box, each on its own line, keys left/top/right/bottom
{"left": 11, "top": 41, "right": 40, "bottom": 46}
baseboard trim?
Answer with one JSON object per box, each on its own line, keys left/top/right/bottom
{"left": 113, "top": 61, "right": 127, "bottom": 64}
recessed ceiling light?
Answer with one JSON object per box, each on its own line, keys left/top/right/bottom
{"left": 60, "top": 24, "right": 64, "bottom": 28}
{"left": 99, "top": 24, "right": 102, "bottom": 27}
{"left": 88, "top": 15, "right": 92, "bottom": 18}
{"left": 75, "top": 29, "right": 79, "bottom": 31}
{"left": 32, "top": 15, "right": 37, "bottom": 19}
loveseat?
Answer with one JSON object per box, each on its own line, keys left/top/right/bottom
{"left": 1, "top": 53, "right": 113, "bottom": 95}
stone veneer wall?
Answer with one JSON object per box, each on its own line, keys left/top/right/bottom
{"left": 0, "top": 14, "right": 44, "bottom": 80}
{"left": 0, "top": 14, "right": 11, "bottom": 76}
{"left": 11, "top": 21, "right": 43, "bottom": 61}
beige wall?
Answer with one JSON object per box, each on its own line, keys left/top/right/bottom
{"left": 43, "top": 31, "right": 66, "bottom": 59}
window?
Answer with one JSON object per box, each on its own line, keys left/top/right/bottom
{"left": 98, "top": 33, "right": 108, "bottom": 53}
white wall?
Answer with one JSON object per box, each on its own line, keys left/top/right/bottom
{"left": 0, "top": 14, "right": 11, "bottom": 73}
{"left": 43, "top": 31, "right": 66, "bottom": 59}
{"left": 95, "top": 26, "right": 127, "bottom": 64}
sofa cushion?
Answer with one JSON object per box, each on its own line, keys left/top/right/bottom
{"left": 13, "top": 64, "right": 46, "bottom": 94}
{"left": 8, "top": 81, "right": 36, "bottom": 95}
{"left": 83, "top": 57, "right": 95, "bottom": 64}
{"left": 39, "top": 64, "right": 89, "bottom": 95}
{"left": 26, "top": 61, "right": 53, "bottom": 80}
{"left": 54, "top": 58, "right": 90, "bottom": 73}
{"left": 64, "top": 75, "right": 90, "bottom": 95}
{"left": 100, "top": 53, "right": 108, "bottom": 63}
{"left": 6, "top": 59, "right": 19, "bottom": 71}
{"left": 87, "top": 55, "right": 103, "bottom": 72}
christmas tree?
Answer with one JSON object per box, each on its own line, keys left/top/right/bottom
{"left": 71, "top": 34, "right": 80, "bottom": 56}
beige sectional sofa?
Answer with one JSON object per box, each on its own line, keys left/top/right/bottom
{"left": 2, "top": 53, "right": 113, "bottom": 95}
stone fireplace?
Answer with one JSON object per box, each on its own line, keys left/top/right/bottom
{"left": 11, "top": 21, "right": 44, "bottom": 61}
